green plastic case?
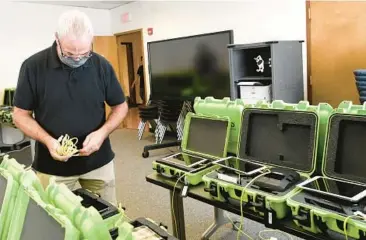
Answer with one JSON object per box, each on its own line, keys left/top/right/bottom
{"left": 287, "top": 101, "right": 366, "bottom": 239}
{"left": 46, "top": 178, "right": 129, "bottom": 240}
{"left": 202, "top": 100, "right": 333, "bottom": 224}
{"left": 194, "top": 96, "right": 246, "bottom": 154}
{"left": 152, "top": 112, "right": 231, "bottom": 186}
{"left": 7, "top": 170, "right": 81, "bottom": 240}
{"left": 0, "top": 155, "right": 22, "bottom": 240}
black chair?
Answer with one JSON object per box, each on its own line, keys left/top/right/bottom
{"left": 137, "top": 101, "right": 160, "bottom": 140}
{"left": 141, "top": 100, "right": 185, "bottom": 158}
{"left": 155, "top": 101, "right": 182, "bottom": 143}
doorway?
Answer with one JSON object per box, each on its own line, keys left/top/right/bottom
{"left": 116, "top": 29, "right": 146, "bottom": 129}
{"left": 117, "top": 30, "right": 146, "bottom": 107}
{"left": 307, "top": 1, "right": 366, "bottom": 107}
{"left": 120, "top": 42, "right": 136, "bottom": 106}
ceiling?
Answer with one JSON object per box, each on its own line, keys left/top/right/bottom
{"left": 20, "top": 1, "right": 133, "bottom": 10}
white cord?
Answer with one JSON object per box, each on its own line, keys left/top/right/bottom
{"left": 236, "top": 169, "right": 271, "bottom": 240}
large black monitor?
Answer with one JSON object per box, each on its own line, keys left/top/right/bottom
{"left": 147, "top": 30, "right": 233, "bottom": 101}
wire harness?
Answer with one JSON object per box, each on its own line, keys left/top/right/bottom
{"left": 56, "top": 134, "right": 79, "bottom": 157}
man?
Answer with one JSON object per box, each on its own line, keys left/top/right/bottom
{"left": 131, "top": 56, "right": 145, "bottom": 104}
{"left": 12, "top": 9, "right": 128, "bottom": 205}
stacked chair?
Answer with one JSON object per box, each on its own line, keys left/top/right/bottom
{"left": 137, "top": 101, "right": 160, "bottom": 140}
{"left": 0, "top": 155, "right": 178, "bottom": 240}
{"left": 137, "top": 100, "right": 184, "bottom": 144}
{"left": 354, "top": 69, "right": 366, "bottom": 103}
{"left": 155, "top": 100, "right": 183, "bottom": 144}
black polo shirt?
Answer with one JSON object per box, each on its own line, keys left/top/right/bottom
{"left": 14, "top": 41, "right": 126, "bottom": 176}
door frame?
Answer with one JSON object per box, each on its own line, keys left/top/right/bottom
{"left": 120, "top": 42, "right": 136, "bottom": 105}
{"left": 306, "top": 0, "right": 312, "bottom": 103}
{"left": 114, "top": 29, "right": 147, "bottom": 104}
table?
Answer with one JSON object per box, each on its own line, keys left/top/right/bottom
{"left": 146, "top": 173, "right": 332, "bottom": 240}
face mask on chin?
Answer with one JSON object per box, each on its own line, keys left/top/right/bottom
{"left": 59, "top": 55, "right": 90, "bottom": 68}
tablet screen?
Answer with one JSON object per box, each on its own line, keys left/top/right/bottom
{"left": 215, "top": 157, "right": 265, "bottom": 174}
{"left": 302, "top": 177, "right": 366, "bottom": 198}
{"left": 167, "top": 153, "right": 206, "bottom": 166}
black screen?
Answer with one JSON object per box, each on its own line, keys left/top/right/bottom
{"left": 186, "top": 117, "right": 228, "bottom": 157}
{"left": 148, "top": 30, "right": 233, "bottom": 100}
{"left": 303, "top": 177, "right": 366, "bottom": 198}
{"left": 21, "top": 199, "right": 66, "bottom": 239}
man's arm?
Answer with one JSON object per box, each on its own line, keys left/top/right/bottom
{"left": 13, "top": 61, "right": 70, "bottom": 161}
{"left": 100, "top": 102, "right": 128, "bottom": 136}
{"left": 13, "top": 107, "right": 53, "bottom": 146}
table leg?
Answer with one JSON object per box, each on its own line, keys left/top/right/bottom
{"left": 201, "top": 207, "right": 230, "bottom": 240}
{"left": 170, "top": 190, "right": 186, "bottom": 240}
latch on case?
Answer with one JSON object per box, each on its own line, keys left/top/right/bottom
{"left": 181, "top": 179, "right": 189, "bottom": 198}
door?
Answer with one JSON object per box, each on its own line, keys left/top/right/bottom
{"left": 308, "top": 1, "right": 366, "bottom": 106}
{"left": 92, "top": 36, "right": 124, "bottom": 129}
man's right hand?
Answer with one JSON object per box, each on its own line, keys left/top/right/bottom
{"left": 45, "top": 137, "right": 71, "bottom": 162}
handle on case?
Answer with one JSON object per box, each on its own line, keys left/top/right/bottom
{"left": 159, "top": 172, "right": 179, "bottom": 180}
{"left": 154, "top": 165, "right": 179, "bottom": 180}
{"left": 219, "top": 188, "right": 247, "bottom": 208}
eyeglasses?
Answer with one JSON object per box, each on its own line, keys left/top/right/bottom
{"left": 56, "top": 39, "right": 92, "bottom": 60}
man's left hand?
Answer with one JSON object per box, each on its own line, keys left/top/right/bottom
{"left": 79, "top": 129, "right": 108, "bottom": 156}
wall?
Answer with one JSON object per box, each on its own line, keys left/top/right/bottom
{"left": 0, "top": 1, "right": 112, "bottom": 103}
{"left": 111, "top": 0, "right": 307, "bottom": 99}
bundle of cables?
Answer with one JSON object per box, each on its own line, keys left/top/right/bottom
{"left": 56, "top": 134, "right": 79, "bottom": 157}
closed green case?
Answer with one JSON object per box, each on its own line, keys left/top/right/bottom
{"left": 202, "top": 100, "right": 333, "bottom": 225}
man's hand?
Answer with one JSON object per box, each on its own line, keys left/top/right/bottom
{"left": 79, "top": 129, "right": 108, "bottom": 156}
{"left": 45, "top": 137, "right": 71, "bottom": 162}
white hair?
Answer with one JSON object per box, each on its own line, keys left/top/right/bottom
{"left": 56, "top": 9, "right": 94, "bottom": 41}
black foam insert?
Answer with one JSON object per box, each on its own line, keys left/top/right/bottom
{"left": 325, "top": 114, "right": 366, "bottom": 184}
{"left": 291, "top": 190, "right": 366, "bottom": 216}
{"left": 239, "top": 109, "right": 317, "bottom": 172}
{"left": 186, "top": 117, "right": 228, "bottom": 157}
{"left": 20, "top": 198, "right": 65, "bottom": 239}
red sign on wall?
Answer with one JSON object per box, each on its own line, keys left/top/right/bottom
{"left": 121, "top": 12, "right": 130, "bottom": 23}
{"left": 147, "top": 28, "right": 153, "bottom": 36}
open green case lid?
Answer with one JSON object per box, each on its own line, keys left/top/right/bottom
{"left": 0, "top": 167, "right": 19, "bottom": 240}
{"left": 322, "top": 101, "right": 366, "bottom": 184}
{"left": 7, "top": 170, "right": 80, "bottom": 240}
{"left": 0, "top": 154, "right": 27, "bottom": 181}
{"left": 46, "top": 178, "right": 128, "bottom": 240}
{"left": 181, "top": 112, "right": 231, "bottom": 160}
{"left": 193, "top": 96, "right": 246, "bottom": 154}
{"left": 237, "top": 100, "right": 333, "bottom": 175}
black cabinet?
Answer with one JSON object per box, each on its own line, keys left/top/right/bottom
{"left": 228, "top": 41, "right": 305, "bottom": 103}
